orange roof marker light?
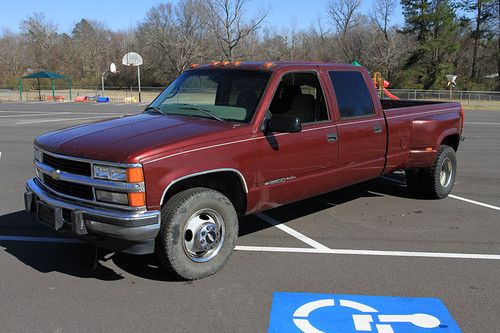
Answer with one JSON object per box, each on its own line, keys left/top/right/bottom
{"left": 231, "top": 61, "right": 242, "bottom": 66}
{"left": 221, "top": 61, "right": 231, "bottom": 66}
{"left": 263, "top": 62, "right": 275, "bottom": 69}
{"left": 210, "top": 61, "right": 221, "bottom": 66}
{"left": 189, "top": 63, "right": 200, "bottom": 68}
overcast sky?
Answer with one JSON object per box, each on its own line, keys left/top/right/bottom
{"left": 0, "top": 0, "right": 405, "bottom": 34}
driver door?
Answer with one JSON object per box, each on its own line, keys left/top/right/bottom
{"left": 253, "top": 71, "right": 338, "bottom": 209}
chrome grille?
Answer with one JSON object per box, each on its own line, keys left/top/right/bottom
{"left": 42, "top": 174, "right": 94, "bottom": 200}
{"left": 43, "top": 153, "right": 91, "bottom": 176}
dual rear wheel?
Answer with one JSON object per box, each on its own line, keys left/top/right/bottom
{"left": 406, "top": 145, "right": 457, "bottom": 199}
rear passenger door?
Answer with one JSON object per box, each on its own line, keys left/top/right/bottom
{"left": 327, "top": 70, "right": 387, "bottom": 186}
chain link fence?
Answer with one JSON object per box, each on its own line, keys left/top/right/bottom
{"left": 1, "top": 85, "right": 499, "bottom": 109}
{"left": 385, "top": 89, "right": 500, "bottom": 108}
{"left": 0, "top": 85, "right": 164, "bottom": 103}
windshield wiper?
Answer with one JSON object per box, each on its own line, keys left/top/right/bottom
{"left": 178, "top": 105, "right": 227, "bottom": 123}
{"left": 144, "top": 106, "right": 163, "bottom": 114}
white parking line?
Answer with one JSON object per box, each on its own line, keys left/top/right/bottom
{"left": 380, "top": 176, "right": 500, "bottom": 211}
{"left": 0, "top": 110, "right": 62, "bottom": 113}
{"left": 0, "top": 235, "right": 498, "bottom": 260}
{"left": 0, "top": 235, "right": 82, "bottom": 244}
{"left": 234, "top": 246, "right": 500, "bottom": 260}
{"left": 448, "top": 195, "right": 500, "bottom": 211}
{"left": 0, "top": 113, "right": 70, "bottom": 118}
{"left": 15, "top": 115, "right": 115, "bottom": 125}
{"left": 464, "top": 122, "right": 500, "bottom": 126}
{"left": 255, "top": 213, "right": 330, "bottom": 250}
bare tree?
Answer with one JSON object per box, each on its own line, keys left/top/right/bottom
{"left": 327, "top": 0, "right": 361, "bottom": 36}
{"left": 0, "top": 29, "right": 28, "bottom": 85}
{"left": 173, "top": 0, "right": 208, "bottom": 72}
{"left": 20, "top": 13, "right": 58, "bottom": 70}
{"left": 203, "top": 0, "right": 268, "bottom": 61}
{"left": 370, "top": 0, "right": 396, "bottom": 39}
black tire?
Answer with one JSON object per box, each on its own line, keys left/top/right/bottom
{"left": 405, "top": 145, "right": 457, "bottom": 199}
{"left": 155, "top": 187, "right": 238, "bottom": 280}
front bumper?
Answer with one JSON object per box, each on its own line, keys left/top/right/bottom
{"left": 25, "top": 178, "right": 161, "bottom": 254}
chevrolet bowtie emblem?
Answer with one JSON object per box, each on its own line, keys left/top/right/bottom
{"left": 50, "top": 169, "right": 61, "bottom": 180}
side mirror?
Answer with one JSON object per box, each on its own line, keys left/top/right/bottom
{"left": 266, "top": 114, "right": 302, "bottom": 133}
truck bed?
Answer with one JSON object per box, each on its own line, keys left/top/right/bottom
{"left": 380, "top": 99, "right": 449, "bottom": 110}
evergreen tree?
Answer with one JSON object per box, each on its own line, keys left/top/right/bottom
{"left": 400, "top": 0, "right": 460, "bottom": 88}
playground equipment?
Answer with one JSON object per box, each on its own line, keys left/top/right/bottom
{"left": 373, "top": 71, "right": 400, "bottom": 100}
{"left": 352, "top": 61, "right": 399, "bottom": 100}
{"left": 18, "top": 71, "right": 72, "bottom": 102}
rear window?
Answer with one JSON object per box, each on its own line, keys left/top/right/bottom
{"left": 329, "top": 71, "right": 375, "bottom": 119}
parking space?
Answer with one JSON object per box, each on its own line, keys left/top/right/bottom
{"left": 0, "top": 103, "right": 498, "bottom": 332}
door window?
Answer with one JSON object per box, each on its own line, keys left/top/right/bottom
{"left": 329, "top": 71, "right": 375, "bottom": 119}
{"left": 269, "top": 72, "right": 329, "bottom": 124}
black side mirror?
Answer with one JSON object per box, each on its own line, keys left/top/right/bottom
{"left": 266, "top": 114, "right": 302, "bottom": 133}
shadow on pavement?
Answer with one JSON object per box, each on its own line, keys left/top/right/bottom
{"left": 0, "top": 174, "right": 414, "bottom": 281}
{"left": 239, "top": 174, "right": 413, "bottom": 235}
{"left": 0, "top": 211, "right": 182, "bottom": 282}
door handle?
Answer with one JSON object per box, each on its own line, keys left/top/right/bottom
{"left": 327, "top": 133, "right": 337, "bottom": 142}
{"left": 374, "top": 125, "right": 383, "bottom": 134}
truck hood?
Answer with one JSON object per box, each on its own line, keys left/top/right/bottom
{"left": 35, "top": 113, "right": 235, "bottom": 163}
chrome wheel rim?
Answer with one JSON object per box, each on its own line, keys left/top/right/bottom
{"left": 440, "top": 157, "right": 453, "bottom": 188}
{"left": 182, "top": 208, "right": 225, "bottom": 263}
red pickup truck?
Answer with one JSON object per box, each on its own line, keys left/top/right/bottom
{"left": 25, "top": 62, "right": 464, "bottom": 279}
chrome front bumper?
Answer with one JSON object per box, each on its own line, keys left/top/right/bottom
{"left": 25, "top": 178, "right": 161, "bottom": 246}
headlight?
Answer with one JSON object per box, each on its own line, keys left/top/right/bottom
{"left": 93, "top": 165, "right": 126, "bottom": 181}
{"left": 95, "top": 190, "right": 128, "bottom": 205}
{"left": 33, "top": 148, "right": 42, "bottom": 163}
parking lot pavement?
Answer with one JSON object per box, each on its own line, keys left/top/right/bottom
{"left": 0, "top": 104, "right": 498, "bottom": 332}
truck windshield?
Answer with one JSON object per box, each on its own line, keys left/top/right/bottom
{"left": 148, "top": 69, "right": 271, "bottom": 123}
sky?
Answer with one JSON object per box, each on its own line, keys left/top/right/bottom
{"left": 0, "top": 0, "right": 405, "bottom": 34}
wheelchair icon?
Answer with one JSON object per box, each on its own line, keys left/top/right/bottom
{"left": 293, "top": 298, "right": 441, "bottom": 333}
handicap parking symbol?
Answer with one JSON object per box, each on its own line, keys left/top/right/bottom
{"left": 268, "top": 292, "right": 461, "bottom": 333}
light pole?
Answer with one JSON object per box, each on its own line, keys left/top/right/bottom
{"left": 101, "top": 63, "right": 117, "bottom": 96}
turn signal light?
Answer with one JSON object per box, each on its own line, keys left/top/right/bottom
{"left": 128, "top": 192, "right": 146, "bottom": 207}
{"left": 126, "top": 167, "right": 144, "bottom": 183}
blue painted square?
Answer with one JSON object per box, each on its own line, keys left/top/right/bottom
{"left": 268, "top": 292, "right": 461, "bottom": 333}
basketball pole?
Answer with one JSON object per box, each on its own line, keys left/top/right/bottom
{"left": 137, "top": 66, "right": 142, "bottom": 103}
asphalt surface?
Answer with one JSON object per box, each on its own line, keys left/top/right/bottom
{"left": 0, "top": 102, "right": 498, "bottom": 332}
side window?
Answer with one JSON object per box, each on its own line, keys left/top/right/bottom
{"left": 329, "top": 71, "right": 375, "bottom": 119}
{"left": 269, "top": 72, "right": 328, "bottom": 124}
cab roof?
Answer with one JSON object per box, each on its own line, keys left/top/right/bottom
{"left": 190, "top": 61, "right": 361, "bottom": 72}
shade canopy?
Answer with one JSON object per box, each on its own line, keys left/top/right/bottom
{"left": 21, "top": 71, "right": 66, "bottom": 79}
{"left": 18, "top": 71, "right": 71, "bottom": 101}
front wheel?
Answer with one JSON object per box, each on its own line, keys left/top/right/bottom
{"left": 155, "top": 187, "right": 238, "bottom": 280}
{"left": 405, "top": 145, "right": 457, "bottom": 199}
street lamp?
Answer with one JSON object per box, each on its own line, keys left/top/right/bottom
{"left": 101, "top": 63, "right": 117, "bottom": 96}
